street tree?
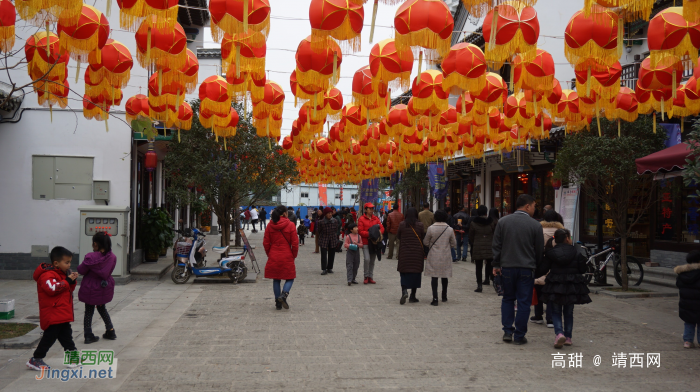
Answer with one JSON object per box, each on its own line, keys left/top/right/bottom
{"left": 391, "top": 164, "right": 429, "bottom": 208}
{"left": 164, "top": 100, "right": 299, "bottom": 247}
{"left": 683, "top": 121, "right": 700, "bottom": 197}
{"left": 553, "top": 116, "right": 666, "bottom": 290}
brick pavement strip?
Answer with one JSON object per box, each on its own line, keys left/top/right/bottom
{"left": 1, "top": 228, "right": 698, "bottom": 391}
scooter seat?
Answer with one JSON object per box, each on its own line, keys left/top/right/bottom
{"left": 228, "top": 249, "right": 245, "bottom": 256}
{"left": 212, "top": 246, "right": 229, "bottom": 254}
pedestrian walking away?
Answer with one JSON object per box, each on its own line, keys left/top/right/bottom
{"left": 675, "top": 250, "right": 700, "bottom": 349}
{"left": 358, "top": 202, "right": 384, "bottom": 284}
{"left": 532, "top": 209, "right": 564, "bottom": 326}
{"left": 78, "top": 232, "right": 117, "bottom": 344}
{"left": 243, "top": 208, "right": 251, "bottom": 230}
{"left": 317, "top": 207, "right": 340, "bottom": 275}
{"left": 260, "top": 207, "right": 268, "bottom": 230}
{"left": 492, "top": 194, "right": 544, "bottom": 345}
{"left": 250, "top": 206, "right": 260, "bottom": 233}
{"left": 286, "top": 207, "right": 298, "bottom": 227}
{"left": 536, "top": 229, "right": 591, "bottom": 348}
{"left": 419, "top": 203, "right": 435, "bottom": 230}
{"left": 27, "top": 247, "right": 79, "bottom": 371}
{"left": 423, "top": 210, "right": 457, "bottom": 306}
{"left": 469, "top": 205, "right": 496, "bottom": 293}
{"left": 343, "top": 223, "right": 363, "bottom": 285}
{"left": 297, "top": 222, "right": 308, "bottom": 245}
{"left": 263, "top": 205, "right": 299, "bottom": 310}
{"left": 396, "top": 207, "right": 425, "bottom": 304}
{"left": 385, "top": 204, "right": 404, "bottom": 259}
{"left": 453, "top": 206, "right": 470, "bottom": 262}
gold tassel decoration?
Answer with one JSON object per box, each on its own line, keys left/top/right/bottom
{"left": 333, "top": 51, "right": 338, "bottom": 84}
{"left": 488, "top": 6, "right": 499, "bottom": 51}
{"left": 224, "top": 137, "right": 227, "bottom": 150}
{"left": 417, "top": 51, "right": 423, "bottom": 76}
{"left": 462, "top": 93, "right": 467, "bottom": 116}
{"left": 294, "top": 94, "right": 298, "bottom": 107}
{"left": 268, "top": 137, "right": 271, "bottom": 150}
{"left": 672, "top": 70, "right": 677, "bottom": 99}
{"left": 661, "top": 97, "right": 665, "bottom": 121}
{"left": 369, "top": 0, "right": 379, "bottom": 43}
{"left": 595, "top": 99, "right": 601, "bottom": 137}
{"left": 106, "top": 0, "right": 111, "bottom": 17}
{"left": 75, "top": 59, "right": 80, "bottom": 83}
{"left": 682, "top": 117, "right": 685, "bottom": 133}
{"left": 314, "top": 94, "right": 318, "bottom": 117}
{"left": 653, "top": 112, "right": 656, "bottom": 133}
{"left": 617, "top": 17, "right": 624, "bottom": 60}
{"left": 586, "top": 66, "right": 591, "bottom": 97}
{"left": 235, "top": 44, "right": 241, "bottom": 78}
{"left": 146, "top": 27, "right": 151, "bottom": 67}
{"left": 178, "top": 129, "right": 181, "bottom": 142}
{"left": 49, "top": 104, "right": 52, "bottom": 122}
{"left": 537, "top": 139, "right": 540, "bottom": 152}
{"left": 105, "top": 117, "right": 109, "bottom": 132}
{"left": 244, "top": 0, "right": 249, "bottom": 32}
{"left": 158, "top": 71, "right": 162, "bottom": 95}
{"left": 45, "top": 22, "right": 50, "bottom": 56}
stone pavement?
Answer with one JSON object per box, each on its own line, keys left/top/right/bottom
{"left": 1, "top": 227, "right": 698, "bottom": 391}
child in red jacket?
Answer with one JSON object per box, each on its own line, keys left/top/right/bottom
{"left": 26, "top": 247, "right": 79, "bottom": 371}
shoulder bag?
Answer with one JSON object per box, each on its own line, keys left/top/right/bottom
{"left": 348, "top": 235, "right": 359, "bottom": 252}
{"left": 410, "top": 225, "right": 426, "bottom": 258}
{"left": 425, "top": 226, "right": 449, "bottom": 258}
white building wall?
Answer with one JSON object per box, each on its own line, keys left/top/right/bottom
{"left": 280, "top": 184, "right": 359, "bottom": 208}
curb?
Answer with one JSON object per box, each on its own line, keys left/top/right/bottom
{"left": 591, "top": 288, "right": 678, "bottom": 298}
{"left": 1, "top": 323, "right": 41, "bottom": 349}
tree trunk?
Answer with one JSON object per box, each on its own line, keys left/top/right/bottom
{"left": 233, "top": 198, "right": 241, "bottom": 247}
{"left": 620, "top": 235, "right": 628, "bottom": 291}
{"left": 220, "top": 216, "right": 230, "bottom": 247}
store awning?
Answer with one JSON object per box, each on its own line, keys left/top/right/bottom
{"left": 635, "top": 143, "right": 692, "bottom": 175}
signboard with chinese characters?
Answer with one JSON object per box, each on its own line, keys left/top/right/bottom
{"left": 560, "top": 187, "right": 579, "bottom": 241}
{"left": 428, "top": 162, "right": 447, "bottom": 199}
{"left": 657, "top": 180, "right": 675, "bottom": 241}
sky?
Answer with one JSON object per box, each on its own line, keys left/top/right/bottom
{"left": 202, "top": 0, "right": 432, "bottom": 139}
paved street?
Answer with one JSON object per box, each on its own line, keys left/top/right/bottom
{"left": 1, "top": 229, "right": 698, "bottom": 391}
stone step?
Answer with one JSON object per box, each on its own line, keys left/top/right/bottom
{"left": 130, "top": 257, "right": 173, "bottom": 281}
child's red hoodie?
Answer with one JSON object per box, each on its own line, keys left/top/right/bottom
{"left": 33, "top": 263, "right": 76, "bottom": 330}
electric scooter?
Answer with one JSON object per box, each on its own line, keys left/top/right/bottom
{"left": 171, "top": 228, "right": 248, "bottom": 284}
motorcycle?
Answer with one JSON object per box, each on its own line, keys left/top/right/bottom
{"left": 171, "top": 228, "right": 248, "bottom": 284}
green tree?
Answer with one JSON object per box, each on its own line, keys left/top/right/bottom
{"left": 553, "top": 116, "right": 666, "bottom": 290}
{"left": 683, "top": 121, "right": 700, "bottom": 197}
{"left": 391, "top": 164, "right": 429, "bottom": 208}
{"left": 164, "top": 100, "right": 299, "bottom": 247}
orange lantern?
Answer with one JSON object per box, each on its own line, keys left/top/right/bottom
{"left": 564, "top": 5, "right": 621, "bottom": 68}
{"left": 290, "top": 69, "right": 324, "bottom": 105}
{"left": 134, "top": 17, "right": 187, "bottom": 71}
{"left": 636, "top": 80, "right": 673, "bottom": 119}
{"left": 504, "top": 92, "right": 534, "bottom": 129}
{"left": 342, "top": 103, "right": 368, "bottom": 136}
{"left": 583, "top": 0, "right": 652, "bottom": 21}
{"left": 558, "top": 89, "right": 584, "bottom": 126}
{"left": 605, "top": 86, "right": 638, "bottom": 122}
{"left": 671, "top": 84, "right": 694, "bottom": 119}
{"left": 148, "top": 71, "right": 185, "bottom": 112}
{"left": 25, "top": 31, "right": 70, "bottom": 81}
{"left": 175, "top": 101, "right": 194, "bottom": 130}
{"left": 16, "top": 0, "right": 81, "bottom": 26}
{"left": 0, "top": 0, "right": 15, "bottom": 53}
{"left": 386, "top": 104, "right": 412, "bottom": 136}
{"left": 57, "top": 5, "right": 110, "bottom": 63}
{"left": 438, "top": 106, "right": 459, "bottom": 133}
{"left": 117, "top": 0, "right": 179, "bottom": 31}
{"left": 214, "top": 107, "right": 241, "bottom": 141}
{"left": 310, "top": 0, "right": 364, "bottom": 53}
{"left": 298, "top": 103, "right": 327, "bottom": 134}
{"left": 209, "top": 0, "right": 271, "bottom": 44}
{"left": 352, "top": 65, "right": 387, "bottom": 110}
{"left": 199, "top": 75, "right": 232, "bottom": 115}
{"left": 575, "top": 61, "right": 621, "bottom": 100}
{"left": 37, "top": 77, "right": 69, "bottom": 110}
{"left": 83, "top": 94, "right": 109, "bottom": 121}
{"left": 685, "top": 76, "right": 700, "bottom": 114}
{"left": 459, "top": 0, "right": 537, "bottom": 19}
{"left": 411, "top": 70, "right": 448, "bottom": 112}
{"left": 221, "top": 31, "right": 266, "bottom": 78}
{"left": 393, "top": 0, "right": 454, "bottom": 62}
{"left": 369, "top": 38, "right": 413, "bottom": 91}
{"left": 638, "top": 57, "right": 684, "bottom": 98}
{"left": 482, "top": 2, "right": 539, "bottom": 67}
{"left": 295, "top": 35, "right": 343, "bottom": 90}
{"left": 87, "top": 39, "right": 133, "bottom": 90}
{"left": 323, "top": 88, "right": 344, "bottom": 120}
{"left": 125, "top": 94, "right": 150, "bottom": 122}
{"left": 648, "top": 7, "right": 700, "bottom": 69}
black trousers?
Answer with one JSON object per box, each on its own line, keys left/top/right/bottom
{"left": 320, "top": 247, "right": 335, "bottom": 271}
{"left": 33, "top": 322, "right": 77, "bottom": 359}
{"left": 431, "top": 277, "right": 448, "bottom": 298}
{"left": 299, "top": 235, "right": 305, "bottom": 245}
{"left": 84, "top": 304, "right": 113, "bottom": 335}
{"left": 475, "top": 259, "right": 493, "bottom": 283}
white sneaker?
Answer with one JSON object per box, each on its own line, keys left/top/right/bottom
{"left": 546, "top": 322, "right": 554, "bottom": 328}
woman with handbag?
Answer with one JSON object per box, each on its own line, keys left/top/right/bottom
{"left": 343, "top": 223, "right": 363, "bottom": 286}
{"left": 396, "top": 208, "right": 425, "bottom": 304}
{"left": 263, "top": 205, "right": 299, "bottom": 310}
{"left": 423, "top": 210, "right": 457, "bottom": 306}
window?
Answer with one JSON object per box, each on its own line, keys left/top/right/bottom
{"left": 301, "top": 192, "right": 309, "bottom": 198}
{"left": 335, "top": 194, "right": 340, "bottom": 199}
{"left": 351, "top": 194, "right": 357, "bottom": 199}
{"left": 33, "top": 156, "right": 94, "bottom": 200}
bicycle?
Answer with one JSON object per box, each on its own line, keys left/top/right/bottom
{"left": 577, "top": 238, "right": 644, "bottom": 286}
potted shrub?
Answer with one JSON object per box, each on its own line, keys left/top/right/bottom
{"left": 140, "top": 207, "right": 175, "bottom": 262}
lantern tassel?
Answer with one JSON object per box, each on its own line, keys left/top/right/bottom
{"left": 661, "top": 97, "right": 665, "bottom": 121}
{"left": 586, "top": 66, "right": 591, "bottom": 97}
{"left": 369, "top": 0, "right": 379, "bottom": 43}
{"left": 158, "top": 71, "right": 162, "bottom": 95}
{"left": 178, "top": 129, "right": 181, "bottom": 143}
{"left": 224, "top": 137, "right": 227, "bottom": 150}
{"left": 617, "top": 17, "right": 624, "bottom": 60}
{"left": 618, "top": 119, "right": 621, "bottom": 137}
{"left": 105, "top": 117, "right": 109, "bottom": 133}
{"left": 672, "top": 70, "right": 677, "bottom": 99}
{"left": 595, "top": 99, "right": 601, "bottom": 137}
{"left": 49, "top": 104, "right": 52, "bottom": 122}
{"left": 538, "top": 139, "right": 540, "bottom": 152}
{"left": 417, "top": 51, "right": 423, "bottom": 76}
{"left": 653, "top": 112, "right": 656, "bottom": 133}
{"left": 314, "top": 94, "right": 318, "bottom": 117}
{"left": 488, "top": 7, "right": 499, "bottom": 51}
{"left": 243, "top": 0, "right": 249, "bottom": 32}
{"left": 461, "top": 93, "right": 467, "bottom": 116}
{"left": 146, "top": 27, "right": 151, "bottom": 67}
{"left": 45, "top": 22, "right": 50, "bottom": 57}
{"left": 75, "top": 59, "right": 80, "bottom": 83}
{"left": 682, "top": 117, "right": 684, "bottom": 133}
{"left": 235, "top": 44, "right": 241, "bottom": 78}
{"left": 333, "top": 52, "right": 338, "bottom": 85}
{"left": 106, "top": 0, "right": 111, "bottom": 17}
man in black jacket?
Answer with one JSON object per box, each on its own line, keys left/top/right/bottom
{"left": 492, "top": 194, "right": 544, "bottom": 345}
{"left": 453, "top": 206, "right": 470, "bottom": 262}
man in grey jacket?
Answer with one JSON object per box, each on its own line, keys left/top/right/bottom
{"left": 492, "top": 194, "right": 544, "bottom": 345}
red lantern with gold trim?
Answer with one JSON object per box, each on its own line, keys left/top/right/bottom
{"left": 474, "top": 72, "right": 507, "bottom": 111}
{"left": 87, "top": 39, "right": 133, "bottom": 90}
{"left": 125, "top": 94, "right": 150, "bottom": 122}
{"left": 393, "top": 0, "right": 454, "bottom": 61}
{"left": 309, "top": 0, "right": 364, "bottom": 53}
{"left": 25, "top": 31, "right": 70, "bottom": 81}
{"left": 0, "top": 0, "right": 15, "bottom": 53}
{"left": 564, "top": 5, "right": 621, "bottom": 68}
{"left": 199, "top": 75, "right": 233, "bottom": 115}
{"left": 575, "top": 61, "right": 621, "bottom": 101}
{"left": 369, "top": 38, "right": 413, "bottom": 91}
{"left": 441, "top": 43, "right": 487, "bottom": 95}
{"left": 648, "top": 7, "right": 700, "bottom": 69}
{"left": 134, "top": 17, "right": 187, "bottom": 71}
{"left": 57, "top": 5, "right": 110, "bottom": 64}
{"left": 209, "top": 0, "right": 271, "bottom": 44}
{"left": 482, "top": 3, "right": 539, "bottom": 67}
{"left": 295, "top": 35, "right": 343, "bottom": 91}
{"left": 221, "top": 31, "right": 266, "bottom": 78}
{"left": 118, "top": 0, "right": 179, "bottom": 31}
{"left": 411, "top": 70, "right": 448, "bottom": 112}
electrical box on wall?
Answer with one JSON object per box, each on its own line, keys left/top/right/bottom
{"left": 78, "top": 206, "right": 130, "bottom": 279}
{"left": 93, "top": 181, "right": 110, "bottom": 201}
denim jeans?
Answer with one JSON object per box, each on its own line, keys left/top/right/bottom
{"left": 551, "top": 303, "right": 574, "bottom": 339}
{"left": 450, "top": 247, "right": 457, "bottom": 261}
{"left": 684, "top": 322, "right": 700, "bottom": 343}
{"left": 273, "top": 279, "right": 294, "bottom": 299}
{"left": 456, "top": 234, "right": 469, "bottom": 259}
{"left": 500, "top": 267, "right": 534, "bottom": 341}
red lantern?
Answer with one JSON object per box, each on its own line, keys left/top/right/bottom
{"left": 648, "top": 7, "right": 700, "bottom": 69}
{"left": 0, "top": 0, "right": 15, "bottom": 53}
{"left": 57, "top": 5, "right": 110, "bottom": 63}
{"left": 145, "top": 143, "right": 158, "bottom": 173}
{"left": 394, "top": 0, "right": 453, "bottom": 61}
{"left": 125, "top": 94, "right": 150, "bottom": 123}
{"left": 118, "top": 0, "right": 179, "bottom": 31}
{"left": 551, "top": 178, "right": 562, "bottom": 190}
{"left": 466, "top": 182, "right": 474, "bottom": 194}
{"left": 134, "top": 17, "right": 187, "bottom": 71}
{"left": 295, "top": 35, "right": 343, "bottom": 90}
{"left": 441, "top": 43, "right": 487, "bottom": 95}
{"left": 209, "top": 0, "right": 271, "bottom": 44}
{"left": 482, "top": 3, "right": 540, "bottom": 67}
{"left": 369, "top": 38, "right": 413, "bottom": 91}
{"left": 564, "top": 5, "right": 621, "bottom": 68}
{"left": 309, "top": 0, "right": 364, "bottom": 52}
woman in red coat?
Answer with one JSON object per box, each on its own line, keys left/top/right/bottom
{"left": 264, "top": 205, "right": 299, "bottom": 310}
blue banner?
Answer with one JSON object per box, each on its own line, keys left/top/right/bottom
{"left": 659, "top": 123, "right": 681, "bottom": 148}
{"left": 428, "top": 162, "right": 448, "bottom": 200}
{"left": 360, "top": 178, "right": 380, "bottom": 206}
